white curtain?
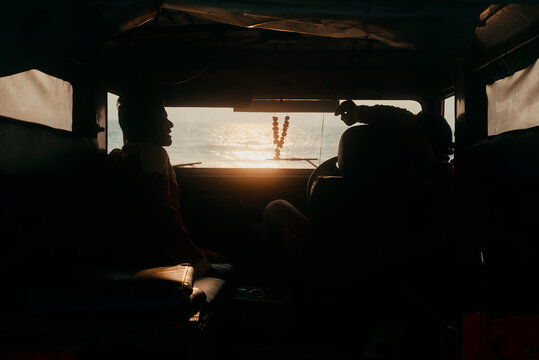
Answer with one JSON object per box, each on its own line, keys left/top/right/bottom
{"left": 0, "top": 69, "right": 72, "bottom": 131}
{"left": 487, "top": 58, "right": 539, "bottom": 136}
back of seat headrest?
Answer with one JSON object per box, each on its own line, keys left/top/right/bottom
{"left": 338, "top": 125, "right": 405, "bottom": 179}
{"left": 0, "top": 116, "right": 99, "bottom": 174}
{"left": 460, "top": 125, "right": 539, "bottom": 182}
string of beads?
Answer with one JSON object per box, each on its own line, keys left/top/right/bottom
{"left": 272, "top": 115, "right": 289, "bottom": 159}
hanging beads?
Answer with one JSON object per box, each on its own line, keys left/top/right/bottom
{"left": 273, "top": 116, "right": 289, "bottom": 159}
{"left": 272, "top": 116, "right": 279, "bottom": 145}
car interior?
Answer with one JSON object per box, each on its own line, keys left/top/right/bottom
{"left": 1, "top": 1, "right": 538, "bottom": 359}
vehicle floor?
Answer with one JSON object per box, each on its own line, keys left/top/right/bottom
{"left": 196, "top": 285, "right": 460, "bottom": 360}
{"left": 31, "top": 285, "right": 458, "bottom": 360}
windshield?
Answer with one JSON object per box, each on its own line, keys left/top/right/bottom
{"left": 107, "top": 93, "right": 421, "bottom": 168}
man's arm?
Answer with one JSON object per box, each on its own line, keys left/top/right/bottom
{"left": 335, "top": 100, "right": 415, "bottom": 129}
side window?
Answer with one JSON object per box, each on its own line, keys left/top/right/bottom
{"left": 444, "top": 96, "right": 456, "bottom": 141}
{"left": 486, "top": 58, "right": 539, "bottom": 136}
{"left": 107, "top": 94, "right": 421, "bottom": 168}
{"left": 0, "top": 69, "right": 73, "bottom": 131}
{"left": 444, "top": 95, "right": 456, "bottom": 160}
{"left": 107, "top": 92, "right": 123, "bottom": 151}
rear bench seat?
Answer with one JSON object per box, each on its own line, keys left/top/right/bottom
{"left": 0, "top": 115, "right": 229, "bottom": 350}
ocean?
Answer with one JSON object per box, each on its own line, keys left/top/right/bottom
{"left": 107, "top": 94, "right": 428, "bottom": 169}
{"left": 108, "top": 108, "right": 350, "bottom": 169}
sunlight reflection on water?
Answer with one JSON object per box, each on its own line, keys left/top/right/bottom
{"left": 107, "top": 93, "right": 423, "bottom": 169}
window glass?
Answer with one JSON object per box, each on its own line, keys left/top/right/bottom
{"left": 108, "top": 93, "right": 123, "bottom": 150}
{"left": 107, "top": 94, "right": 421, "bottom": 168}
{"left": 487, "top": 58, "right": 539, "bottom": 136}
{"left": 444, "top": 96, "right": 456, "bottom": 160}
{"left": 0, "top": 69, "right": 73, "bottom": 131}
{"left": 444, "top": 96, "right": 456, "bottom": 141}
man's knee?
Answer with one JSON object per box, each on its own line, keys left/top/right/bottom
{"left": 265, "top": 199, "right": 302, "bottom": 224}
{"left": 265, "top": 199, "right": 292, "bottom": 215}
{"left": 264, "top": 199, "right": 308, "bottom": 235}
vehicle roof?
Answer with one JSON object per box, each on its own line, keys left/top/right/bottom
{"left": 2, "top": 1, "right": 538, "bottom": 107}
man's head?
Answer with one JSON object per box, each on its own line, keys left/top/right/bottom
{"left": 117, "top": 90, "right": 173, "bottom": 146}
{"left": 334, "top": 100, "right": 358, "bottom": 126}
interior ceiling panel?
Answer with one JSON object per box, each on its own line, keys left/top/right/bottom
{"left": 2, "top": 0, "right": 508, "bottom": 104}
{"left": 475, "top": 4, "right": 539, "bottom": 52}
{"left": 162, "top": 0, "right": 485, "bottom": 51}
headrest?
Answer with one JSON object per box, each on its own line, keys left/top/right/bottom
{"left": 461, "top": 125, "right": 539, "bottom": 182}
{"left": 0, "top": 116, "right": 99, "bottom": 174}
{"left": 337, "top": 125, "right": 405, "bottom": 180}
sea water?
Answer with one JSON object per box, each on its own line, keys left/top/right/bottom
{"left": 107, "top": 94, "right": 427, "bottom": 169}
{"left": 108, "top": 108, "right": 350, "bottom": 169}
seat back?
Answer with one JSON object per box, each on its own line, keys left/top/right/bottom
{"left": 0, "top": 115, "right": 103, "bottom": 283}
{"left": 305, "top": 125, "right": 453, "bottom": 311}
{"left": 308, "top": 126, "right": 409, "bottom": 278}
{"left": 459, "top": 125, "right": 539, "bottom": 310}
{"left": 0, "top": 116, "right": 187, "bottom": 273}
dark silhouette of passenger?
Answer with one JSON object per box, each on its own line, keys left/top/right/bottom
{"left": 263, "top": 100, "right": 454, "bottom": 290}
{"left": 108, "top": 89, "right": 226, "bottom": 276}
{"left": 335, "top": 100, "right": 454, "bottom": 178}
